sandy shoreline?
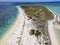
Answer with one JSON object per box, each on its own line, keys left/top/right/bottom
{"left": 0, "top": 6, "right": 60, "bottom": 45}
{"left": 48, "top": 8, "right": 60, "bottom": 45}
{"left": 0, "top": 6, "right": 24, "bottom": 45}
{"left": 48, "top": 21, "right": 59, "bottom": 45}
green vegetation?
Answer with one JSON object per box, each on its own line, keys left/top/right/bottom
{"left": 29, "top": 29, "right": 41, "bottom": 37}
{"left": 38, "top": 25, "right": 43, "bottom": 27}
{"left": 21, "top": 5, "right": 54, "bottom": 21}
{"left": 45, "top": 42, "right": 48, "bottom": 45}
{"left": 35, "top": 30, "right": 41, "bottom": 37}
{"left": 29, "top": 29, "right": 35, "bottom": 35}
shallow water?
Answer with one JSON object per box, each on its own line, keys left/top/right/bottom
{"left": 0, "top": 6, "right": 19, "bottom": 39}
{"left": 46, "top": 5, "right": 60, "bottom": 42}
{"left": 0, "top": 3, "right": 60, "bottom": 42}
{"left": 46, "top": 5, "right": 60, "bottom": 16}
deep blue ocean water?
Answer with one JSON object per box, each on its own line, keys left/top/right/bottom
{"left": 0, "top": 5, "right": 19, "bottom": 39}
{"left": 0, "top": 3, "right": 60, "bottom": 41}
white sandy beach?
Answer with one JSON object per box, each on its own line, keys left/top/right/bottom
{"left": 48, "top": 21, "right": 60, "bottom": 45}
{"left": 48, "top": 8, "right": 60, "bottom": 45}
{"left": 0, "top": 6, "right": 24, "bottom": 45}
{"left": 0, "top": 6, "right": 60, "bottom": 45}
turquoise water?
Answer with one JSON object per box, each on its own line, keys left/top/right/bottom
{"left": 46, "top": 5, "right": 60, "bottom": 42}
{"left": 0, "top": 7, "right": 19, "bottom": 39}
{"left": 0, "top": 4, "right": 60, "bottom": 42}
{"left": 46, "top": 5, "right": 60, "bottom": 16}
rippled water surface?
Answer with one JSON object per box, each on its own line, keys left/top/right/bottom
{"left": 0, "top": 5, "right": 19, "bottom": 38}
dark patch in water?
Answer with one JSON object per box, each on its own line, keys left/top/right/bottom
{"left": 0, "top": 7, "right": 18, "bottom": 28}
{"left": 0, "top": 6, "right": 18, "bottom": 38}
{"left": 0, "top": 16, "right": 8, "bottom": 27}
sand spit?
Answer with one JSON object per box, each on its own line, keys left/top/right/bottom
{"left": 0, "top": 6, "right": 24, "bottom": 45}
{"left": 0, "top": 6, "right": 60, "bottom": 45}
{"left": 48, "top": 8, "right": 60, "bottom": 45}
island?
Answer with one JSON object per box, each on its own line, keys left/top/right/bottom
{"left": 1, "top": 5, "right": 60, "bottom": 45}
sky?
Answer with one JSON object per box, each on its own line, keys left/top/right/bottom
{"left": 0, "top": 0, "right": 60, "bottom": 2}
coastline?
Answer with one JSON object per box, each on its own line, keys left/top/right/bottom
{"left": 0, "top": 12, "right": 18, "bottom": 39}
{"left": 0, "top": 6, "right": 24, "bottom": 45}
{"left": 47, "top": 8, "right": 60, "bottom": 45}
{"left": 0, "top": 6, "right": 60, "bottom": 45}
